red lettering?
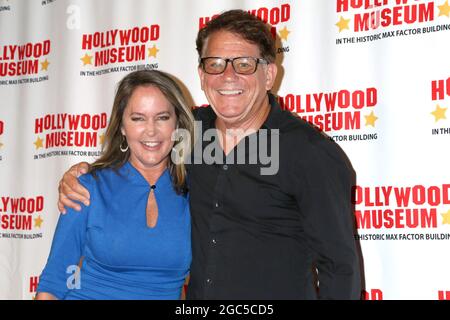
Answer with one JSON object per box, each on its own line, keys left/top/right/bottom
{"left": 438, "top": 291, "right": 450, "bottom": 300}
{"left": 81, "top": 114, "right": 90, "bottom": 129}
{"left": 394, "top": 187, "right": 411, "bottom": 207}
{"left": 0, "top": 215, "right": 32, "bottom": 230}
{"left": 17, "top": 45, "right": 26, "bottom": 60}
{"left": 432, "top": 78, "right": 450, "bottom": 101}
{"left": 338, "top": 90, "right": 350, "bottom": 109}
{"left": 45, "top": 131, "right": 97, "bottom": 148}
{"left": 312, "top": 93, "right": 323, "bottom": 112}
{"left": 352, "top": 90, "right": 365, "bottom": 109}
{"left": 82, "top": 34, "right": 92, "bottom": 50}
{"left": 200, "top": 4, "right": 290, "bottom": 31}
{"left": 43, "top": 40, "right": 51, "bottom": 56}
{"left": 367, "top": 87, "right": 377, "bottom": 106}
{"left": 90, "top": 113, "right": 107, "bottom": 130}
{"left": 444, "top": 184, "right": 450, "bottom": 204}
{"left": 383, "top": 209, "right": 394, "bottom": 228}
{"left": 35, "top": 118, "right": 43, "bottom": 134}
{"left": 30, "top": 277, "right": 39, "bottom": 293}
{"left": 427, "top": 186, "right": 440, "bottom": 206}
{"left": 392, "top": 6, "right": 402, "bottom": 26}
{"left": 119, "top": 29, "right": 132, "bottom": 46}
{"left": 10, "top": 198, "right": 19, "bottom": 213}
{"left": 300, "top": 111, "right": 360, "bottom": 132}
{"left": 68, "top": 115, "right": 80, "bottom": 130}
{"left": 354, "top": 3, "right": 434, "bottom": 32}
{"left": 337, "top": 0, "right": 349, "bottom": 13}
{"left": 5, "top": 197, "right": 44, "bottom": 214}
{"left": 256, "top": 7, "right": 269, "bottom": 23}
{"left": 355, "top": 208, "right": 437, "bottom": 229}
{"left": 199, "top": 15, "right": 216, "bottom": 30}
{"left": 412, "top": 185, "right": 426, "bottom": 206}
{"left": 364, "top": 289, "right": 383, "bottom": 300}
{"left": 364, "top": 187, "right": 374, "bottom": 206}
{"left": 324, "top": 92, "right": 337, "bottom": 112}
{"left": 131, "top": 27, "right": 140, "bottom": 43}
{"left": 0, "top": 60, "right": 39, "bottom": 77}
{"left": 279, "top": 88, "right": 377, "bottom": 114}
{"left": 281, "top": 4, "right": 290, "bottom": 22}
{"left": 1, "top": 215, "right": 7, "bottom": 229}
{"left": 269, "top": 7, "right": 280, "bottom": 25}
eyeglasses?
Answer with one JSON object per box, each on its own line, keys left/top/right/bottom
{"left": 199, "top": 56, "right": 268, "bottom": 75}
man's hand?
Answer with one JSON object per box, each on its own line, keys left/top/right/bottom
{"left": 35, "top": 292, "right": 58, "bottom": 300}
{"left": 58, "top": 162, "right": 90, "bottom": 214}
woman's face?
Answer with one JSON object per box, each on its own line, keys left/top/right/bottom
{"left": 121, "top": 85, "right": 177, "bottom": 171}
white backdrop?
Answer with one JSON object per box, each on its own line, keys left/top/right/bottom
{"left": 0, "top": 0, "right": 449, "bottom": 300}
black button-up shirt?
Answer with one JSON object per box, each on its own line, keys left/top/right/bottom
{"left": 186, "top": 94, "right": 361, "bottom": 300}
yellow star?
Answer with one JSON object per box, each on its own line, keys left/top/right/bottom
{"left": 148, "top": 45, "right": 159, "bottom": 58}
{"left": 34, "top": 136, "right": 44, "bottom": 149}
{"left": 431, "top": 104, "right": 447, "bottom": 122}
{"left": 99, "top": 133, "right": 105, "bottom": 145}
{"left": 442, "top": 209, "right": 450, "bottom": 225}
{"left": 278, "top": 26, "right": 291, "bottom": 41}
{"left": 80, "top": 53, "right": 93, "bottom": 66}
{"left": 34, "top": 216, "right": 44, "bottom": 228}
{"left": 438, "top": 0, "right": 450, "bottom": 17}
{"left": 365, "top": 111, "right": 378, "bottom": 127}
{"left": 40, "top": 59, "right": 50, "bottom": 71}
{"left": 335, "top": 16, "right": 351, "bottom": 32}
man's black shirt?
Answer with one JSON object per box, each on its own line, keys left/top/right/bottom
{"left": 186, "top": 94, "right": 361, "bottom": 300}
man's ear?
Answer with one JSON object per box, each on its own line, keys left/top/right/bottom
{"left": 198, "top": 66, "right": 205, "bottom": 91}
{"left": 265, "top": 63, "right": 278, "bottom": 91}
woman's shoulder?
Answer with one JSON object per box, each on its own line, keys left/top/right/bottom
{"left": 78, "top": 171, "right": 95, "bottom": 189}
{"left": 79, "top": 166, "right": 117, "bottom": 187}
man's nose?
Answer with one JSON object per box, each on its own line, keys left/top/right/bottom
{"left": 222, "top": 61, "right": 239, "bottom": 79}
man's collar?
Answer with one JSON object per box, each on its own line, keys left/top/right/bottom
{"left": 261, "top": 92, "right": 282, "bottom": 130}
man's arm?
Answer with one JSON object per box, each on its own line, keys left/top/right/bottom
{"left": 58, "top": 162, "right": 91, "bottom": 213}
{"left": 292, "top": 138, "right": 362, "bottom": 299}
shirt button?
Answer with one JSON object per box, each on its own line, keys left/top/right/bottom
{"left": 206, "top": 278, "right": 213, "bottom": 285}
{"left": 223, "top": 165, "right": 228, "bottom": 170}
{"left": 211, "top": 238, "right": 217, "bottom": 245}
{"left": 214, "top": 202, "right": 219, "bottom": 208}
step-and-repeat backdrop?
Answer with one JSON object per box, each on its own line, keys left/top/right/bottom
{"left": 1, "top": 0, "right": 449, "bottom": 300}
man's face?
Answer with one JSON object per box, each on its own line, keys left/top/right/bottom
{"left": 198, "top": 30, "right": 277, "bottom": 127}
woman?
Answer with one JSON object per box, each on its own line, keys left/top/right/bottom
{"left": 36, "top": 70, "right": 194, "bottom": 299}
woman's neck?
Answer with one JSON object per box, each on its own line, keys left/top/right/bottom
{"left": 129, "top": 158, "right": 168, "bottom": 185}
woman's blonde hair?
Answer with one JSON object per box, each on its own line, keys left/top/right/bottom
{"left": 90, "top": 70, "right": 194, "bottom": 194}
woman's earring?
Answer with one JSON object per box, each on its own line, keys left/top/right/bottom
{"left": 120, "top": 135, "right": 129, "bottom": 152}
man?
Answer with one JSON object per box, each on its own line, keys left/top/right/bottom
{"left": 58, "top": 10, "right": 362, "bottom": 299}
